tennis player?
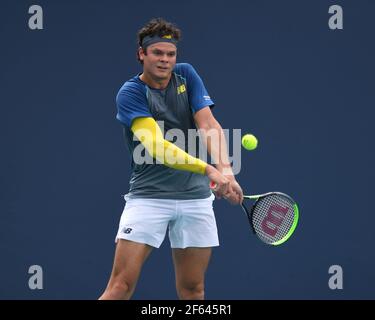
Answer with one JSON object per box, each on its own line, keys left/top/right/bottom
{"left": 99, "top": 18, "right": 243, "bottom": 300}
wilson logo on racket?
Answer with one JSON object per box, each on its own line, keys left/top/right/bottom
{"left": 261, "top": 204, "right": 289, "bottom": 237}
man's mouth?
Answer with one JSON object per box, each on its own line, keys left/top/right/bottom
{"left": 157, "top": 66, "right": 168, "bottom": 70}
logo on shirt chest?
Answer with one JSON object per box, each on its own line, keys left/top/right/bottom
{"left": 177, "top": 84, "right": 186, "bottom": 95}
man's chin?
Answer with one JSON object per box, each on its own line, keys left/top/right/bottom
{"left": 154, "top": 71, "right": 171, "bottom": 80}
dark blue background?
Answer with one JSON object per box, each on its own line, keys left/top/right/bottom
{"left": 1, "top": 0, "right": 374, "bottom": 299}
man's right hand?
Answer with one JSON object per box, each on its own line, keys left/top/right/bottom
{"left": 205, "top": 165, "right": 231, "bottom": 199}
{"left": 224, "top": 176, "right": 244, "bottom": 205}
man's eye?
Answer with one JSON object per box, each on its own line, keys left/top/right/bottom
{"left": 168, "top": 52, "right": 176, "bottom": 57}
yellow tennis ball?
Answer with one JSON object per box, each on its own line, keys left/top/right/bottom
{"left": 242, "top": 134, "right": 258, "bottom": 150}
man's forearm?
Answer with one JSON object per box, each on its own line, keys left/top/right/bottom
{"left": 199, "top": 121, "right": 234, "bottom": 176}
{"left": 131, "top": 117, "right": 208, "bottom": 175}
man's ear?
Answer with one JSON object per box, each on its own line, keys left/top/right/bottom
{"left": 138, "top": 47, "right": 145, "bottom": 62}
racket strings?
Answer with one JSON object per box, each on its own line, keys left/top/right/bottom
{"left": 252, "top": 194, "right": 296, "bottom": 244}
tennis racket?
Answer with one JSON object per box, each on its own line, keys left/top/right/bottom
{"left": 210, "top": 182, "right": 299, "bottom": 245}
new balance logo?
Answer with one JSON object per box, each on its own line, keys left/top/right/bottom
{"left": 177, "top": 84, "right": 186, "bottom": 94}
{"left": 122, "top": 227, "right": 133, "bottom": 234}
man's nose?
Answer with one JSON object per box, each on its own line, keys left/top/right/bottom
{"left": 160, "top": 54, "right": 169, "bottom": 62}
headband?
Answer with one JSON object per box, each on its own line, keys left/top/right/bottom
{"left": 141, "top": 34, "right": 178, "bottom": 49}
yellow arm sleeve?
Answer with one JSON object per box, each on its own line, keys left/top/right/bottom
{"left": 131, "top": 117, "right": 207, "bottom": 175}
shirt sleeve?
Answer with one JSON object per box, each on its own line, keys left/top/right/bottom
{"left": 116, "top": 81, "right": 152, "bottom": 127}
{"left": 177, "top": 63, "right": 215, "bottom": 113}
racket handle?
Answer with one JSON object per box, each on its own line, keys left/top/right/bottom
{"left": 210, "top": 181, "right": 217, "bottom": 190}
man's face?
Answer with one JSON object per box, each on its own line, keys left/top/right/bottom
{"left": 139, "top": 42, "right": 177, "bottom": 80}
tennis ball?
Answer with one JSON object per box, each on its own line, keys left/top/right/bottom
{"left": 242, "top": 134, "right": 258, "bottom": 150}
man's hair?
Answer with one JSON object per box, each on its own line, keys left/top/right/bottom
{"left": 136, "top": 18, "right": 181, "bottom": 64}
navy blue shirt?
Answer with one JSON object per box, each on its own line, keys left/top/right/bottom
{"left": 116, "top": 63, "right": 214, "bottom": 199}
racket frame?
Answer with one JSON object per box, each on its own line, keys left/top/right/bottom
{"left": 241, "top": 192, "right": 299, "bottom": 246}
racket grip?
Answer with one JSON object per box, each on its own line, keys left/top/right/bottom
{"left": 210, "top": 181, "right": 217, "bottom": 190}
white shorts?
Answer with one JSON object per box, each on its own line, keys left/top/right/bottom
{"left": 116, "top": 194, "right": 219, "bottom": 249}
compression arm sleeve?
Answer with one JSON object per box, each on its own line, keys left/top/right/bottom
{"left": 131, "top": 117, "right": 207, "bottom": 175}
